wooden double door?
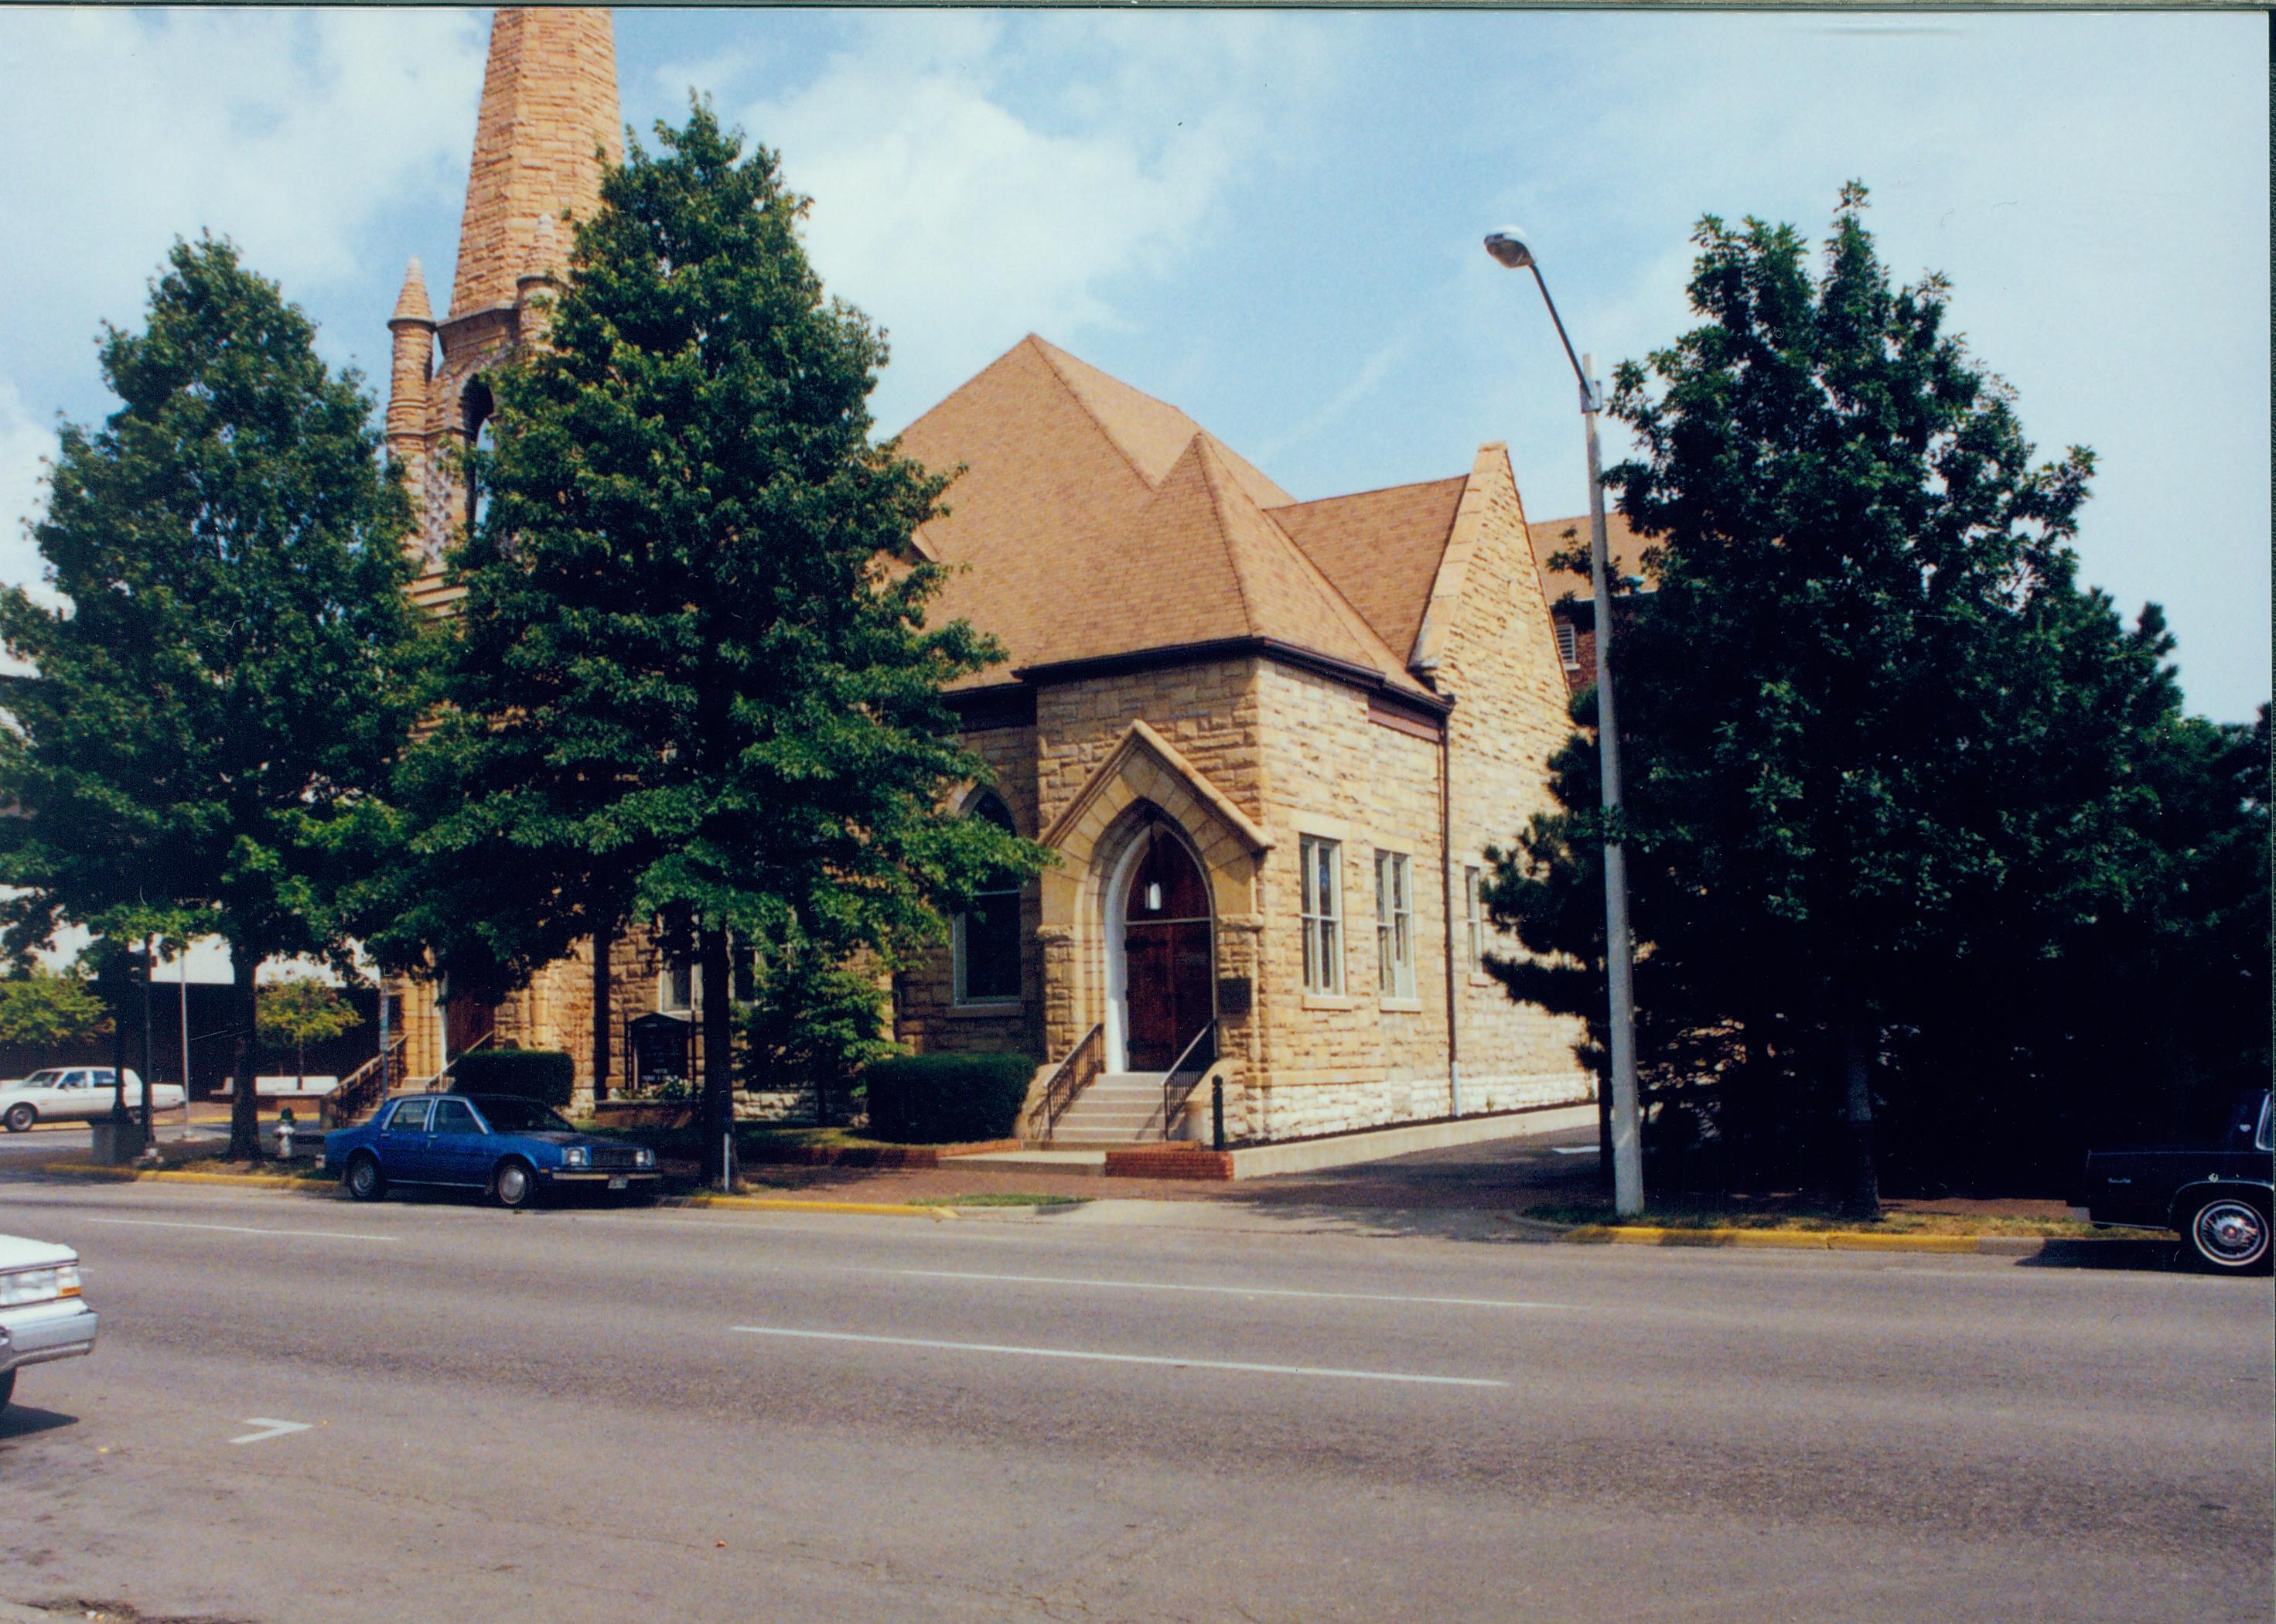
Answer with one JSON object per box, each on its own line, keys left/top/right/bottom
{"left": 1121, "top": 828, "right": 1213, "bottom": 1072}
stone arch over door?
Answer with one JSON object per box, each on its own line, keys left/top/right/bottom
{"left": 1036, "top": 720, "right": 1271, "bottom": 1066}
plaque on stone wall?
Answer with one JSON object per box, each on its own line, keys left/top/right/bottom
{"left": 628, "top": 1011, "right": 691, "bottom": 1090}
{"left": 1216, "top": 976, "right": 1253, "bottom": 1016}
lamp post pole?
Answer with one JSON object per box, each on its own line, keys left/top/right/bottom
{"left": 1484, "top": 229, "right": 1644, "bottom": 1217}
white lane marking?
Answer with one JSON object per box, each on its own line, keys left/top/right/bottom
{"left": 731, "top": 1325, "right": 1507, "bottom": 1387}
{"left": 885, "top": 1267, "right": 1576, "bottom": 1312}
{"left": 82, "top": 1216, "right": 398, "bottom": 1244}
{"left": 229, "top": 1418, "right": 312, "bottom": 1445}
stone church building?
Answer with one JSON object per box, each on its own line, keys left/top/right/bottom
{"left": 382, "top": 6, "right": 1595, "bottom": 1144}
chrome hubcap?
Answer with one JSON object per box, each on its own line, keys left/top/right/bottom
{"left": 500, "top": 1167, "right": 527, "bottom": 1203}
{"left": 2197, "top": 1203, "right": 2266, "bottom": 1263}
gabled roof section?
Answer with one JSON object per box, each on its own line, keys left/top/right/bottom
{"left": 1039, "top": 719, "right": 1271, "bottom": 855}
{"left": 891, "top": 336, "right": 1431, "bottom": 700}
{"left": 1025, "top": 336, "right": 1292, "bottom": 511}
{"left": 1269, "top": 476, "right": 1467, "bottom": 665}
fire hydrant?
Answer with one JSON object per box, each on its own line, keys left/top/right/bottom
{"left": 275, "top": 1106, "right": 296, "bottom": 1160}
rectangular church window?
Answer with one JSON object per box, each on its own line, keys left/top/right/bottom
{"left": 1300, "top": 835, "right": 1343, "bottom": 995}
{"left": 1375, "top": 850, "right": 1415, "bottom": 1000}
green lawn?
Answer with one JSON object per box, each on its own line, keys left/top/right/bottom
{"left": 905, "top": 1192, "right": 1085, "bottom": 1209}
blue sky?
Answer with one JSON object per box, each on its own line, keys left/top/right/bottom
{"left": 1, "top": 8, "right": 2265, "bottom": 719}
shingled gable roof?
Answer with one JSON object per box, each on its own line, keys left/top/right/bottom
{"left": 1268, "top": 476, "right": 1468, "bottom": 665}
{"left": 896, "top": 336, "right": 1434, "bottom": 701}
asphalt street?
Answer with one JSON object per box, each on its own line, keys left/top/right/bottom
{"left": 0, "top": 1176, "right": 2267, "bottom": 1624}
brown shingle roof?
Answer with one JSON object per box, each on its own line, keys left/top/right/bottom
{"left": 896, "top": 335, "right": 1434, "bottom": 698}
{"left": 1270, "top": 476, "right": 1467, "bottom": 664}
{"left": 1526, "top": 510, "right": 1650, "bottom": 606}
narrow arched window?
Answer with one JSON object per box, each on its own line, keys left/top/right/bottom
{"left": 463, "top": 379, "right": 496, "bottom": 538}
{"left": 954, "top": 793, "right": 1021, "bottom": 1005}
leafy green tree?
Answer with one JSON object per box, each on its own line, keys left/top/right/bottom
{"left": 1489, "top": 186, "right": 2267, "bottom": 1216}
{"left": 394, "top": 104, "right": 1046, "bottom": 1185}
{"left": 0, "top": 237, "right": 425, "bottom": 1158}
{"left": 0, "top": 967, "right": 113, "bottom": 1049}
{"left": 256, "top": 974, "right": 362, "bottom": 1078}
{"left": 736, "top": 945, "right": 897, "bottom": 1125}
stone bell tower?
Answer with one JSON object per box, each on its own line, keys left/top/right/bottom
{"left": 379, "top": 9, "right": 627, "bottom": 1098}
{"left": 385, "top": 6, "right": 620, "bottom": 607}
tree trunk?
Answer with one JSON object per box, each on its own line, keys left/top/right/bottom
{"left": 698, "top": 925, "right": 736, "bottom": 1190}
{"left": 591, "top": 921, "right": 613, "bottom": 1104}
{"left": 228, "top": 947, "right": 261, "bottom": 1161}
{"left": 1839, "top": 1012, "right": 1881, "bottom": 1220}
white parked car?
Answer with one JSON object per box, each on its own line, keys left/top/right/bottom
{"left": 0, "top": 1232, "right": 97, "bottom": 1409}
{"left": 0, "top": 1067, "right": 186, "bottom": 1132}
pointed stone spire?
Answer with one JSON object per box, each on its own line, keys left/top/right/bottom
{"left": 517, "top": 213, "right": 561, "bottom": 292}
{"left": 391, "top": 257, "right": 435, "bottom": 326}
{"left": 387, "top": 258, "right": 437, "bottom": 462}
{"left": 516, "top": 215, "right": 562, "bottom": 346}
{"left": 449, "top": 7, "right": 619, "bottom": 319}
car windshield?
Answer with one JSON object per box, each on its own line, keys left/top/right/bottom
{"left": 19, "top": 1071, "right": 60, "bottom": 1087}
{"left": 469, "top": 1097, "right": 575, "bottom": 1134}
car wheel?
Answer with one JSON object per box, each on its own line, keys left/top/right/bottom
{"left": 491, "top": 1158, "right": 538, "bottom": 1211}
{"left": 2186, "top": 1194, "right": 2271, "bottom": 1272}
{"left": 0, "top": 1370, "right": 14, "bottom": 1411}
{"left": 344, "top": 1151, "right": 387, "bottom": 1203}
{"left": 2, "top": 1103, "right": 34, "bottom": 1134}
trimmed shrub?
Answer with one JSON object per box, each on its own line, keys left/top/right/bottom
{"left": 862, "top": 1053, "right": 1036, "bottom": 1144}
{"left": 451, "top": 1048, "right": 575, "bottom": 1109}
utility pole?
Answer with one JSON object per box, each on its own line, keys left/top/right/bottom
{"left": 1483, "top": 228, "right": 1645, "bottom": 1216}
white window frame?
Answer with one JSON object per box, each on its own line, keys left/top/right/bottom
{"left": 659, "top": 957, "right": 694, "bottom": 1015}
{"left": 1374, "top": 849, "right": 1415, "bottom": 1001}
{"left": 1299, "top": 835, "right": 1343, "bottom": 995}
{"left": 1465, "top": 865, "right": 1484, "bottom": 971}
{"left": 1554, "top": 620, "right": 1581, "bottom": 670}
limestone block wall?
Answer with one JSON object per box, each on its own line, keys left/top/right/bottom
{"left": 1246, "top": 663, "right": 1456, "bottom": 1141}
{"left": 1033, "top": 660, "right": 1267, "bottom": 1079}
{"left": 1432, "top": 446, "right": 1595, "bottom": 1111}
{"left": 894, "top": 718, "right": 1046, "bottom": 1063}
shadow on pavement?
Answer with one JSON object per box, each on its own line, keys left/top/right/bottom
{"left": 0, "top": 1404, "right": 77, "bottom": 1441}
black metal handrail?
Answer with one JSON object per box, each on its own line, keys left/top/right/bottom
{"left": 1039, "top": 1023, "right": 1105, "bottom": 1141}
{"left": 1159, "top": 1023, "right": 1216, "bottom": 1141}
{"left": 323, "top": 1031, "right": 409, "bottom": 1128}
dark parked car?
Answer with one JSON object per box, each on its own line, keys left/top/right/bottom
{"left": 325, "top": 1093, "right": 660, "bottom": 1210}
{"left": 2080, "top": 1090, "right": 2273, "bottom": 1271}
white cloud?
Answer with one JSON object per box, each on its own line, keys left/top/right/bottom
{"left": 0, "top": 379, "right": 53, "bottom": 596}
{"left": 0, "top": 7, "right": 487, "bottom": 592}
{"left": 734, "top": 12, "right": 1346, "bottom": 426}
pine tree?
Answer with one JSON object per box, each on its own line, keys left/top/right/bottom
{"left": 0, "top": 237, "right": 423, "bottom": 1159}
{"left": 391, "top": 104, "right": 1046, "bottom": 1186}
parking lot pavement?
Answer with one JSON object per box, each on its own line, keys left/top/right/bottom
{"left": 0, "top": 1176, "right": 2267, "bottom": 1624}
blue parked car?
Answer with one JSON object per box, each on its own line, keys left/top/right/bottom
{"left": 325, "top": 1092, "right": 660, "bottom": 1209}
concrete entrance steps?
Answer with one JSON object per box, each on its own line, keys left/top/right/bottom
{"left": 1046, "top": 1071, "right": 1170, "bottom": 1145}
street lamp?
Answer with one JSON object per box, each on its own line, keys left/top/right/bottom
{"left": 1484, "top": 225, "right": 1644, "bottom": 1218}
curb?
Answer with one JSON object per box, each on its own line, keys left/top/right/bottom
{"left": 1555, "top": 1222, "right": 2134, "bottom": 1256}
{"left": 674, "top": 1192, "right": 953, "bottom": 1220}
{"left": 41, "top": 1162, "right": 327, "bottom": 1192}
{"left": 41, "top": 1162, "right": 954, "bottom": 1220}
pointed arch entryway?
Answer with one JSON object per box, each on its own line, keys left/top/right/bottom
{"left": 1036, "top": 720, "right": 1271, "bottom": 1073}
{"left": 1104, "top": 818, "right": 1214, "bottom": 1071}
